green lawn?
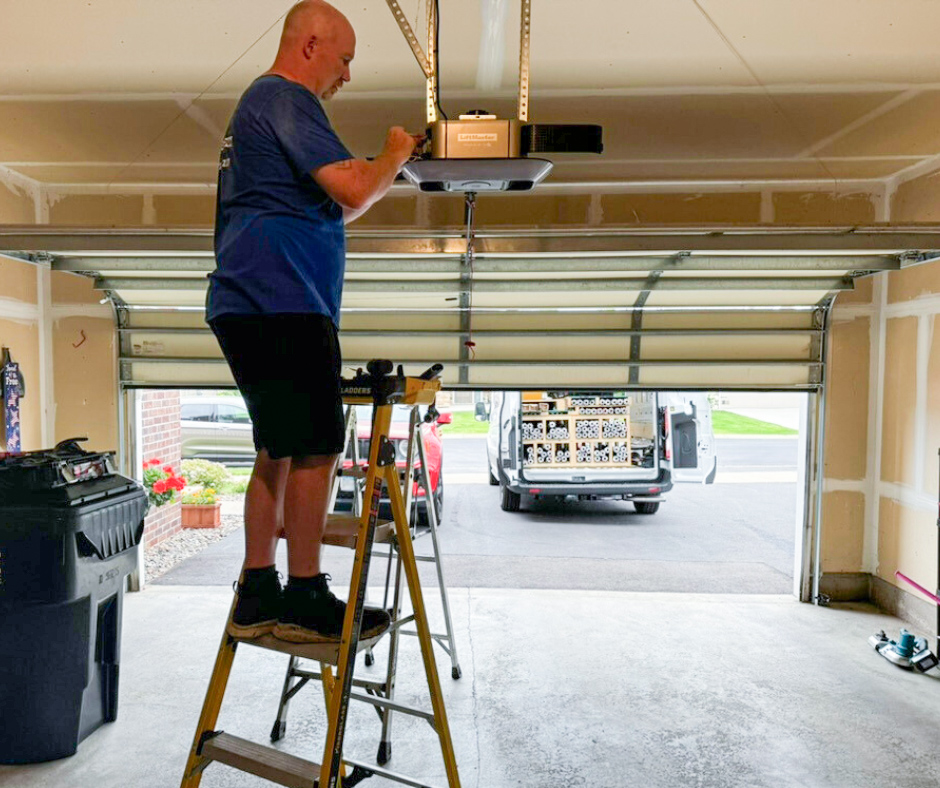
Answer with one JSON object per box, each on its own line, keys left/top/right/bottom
{"left": 442, "top": 410, "right": 490, "bottom": 435}
{"left": 444, "top": 409, "right": 796, "bottom": 437}
{"left": 215, "top": 410, "right": 791, "bottom": 446}
{"left": 711, "top": 411, "right": 797, "bottom": 436}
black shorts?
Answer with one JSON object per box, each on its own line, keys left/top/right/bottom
{"left": 209, "top": 313, "right": 344, "bottom": 459}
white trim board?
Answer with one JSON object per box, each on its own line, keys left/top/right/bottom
{"left": 865, "top": 272, "right": 887, "bottom": 573}
{"left": 883, "top": 294, "right": 940, "bottom": 320}
{"left": 823, "top": 478, "right": 866, "bottom": 494}
{"left": 878, "top": 482, "right": 937, "bottom": 515}
{"left": 0, "top": 298, "right": 40, "bottom": 322}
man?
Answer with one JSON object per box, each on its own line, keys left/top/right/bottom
{"left": 206, "top": 0, "right": 421, "bottom": 644}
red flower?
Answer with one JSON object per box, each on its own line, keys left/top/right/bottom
{"left": 163, "top": 465, "right": 174, "bottom": 473}
{"left": 168, "top": 476, "right": 186, "bottom": 491}
{"left": 152, "top": 479, "right": 168, "bottom": 494}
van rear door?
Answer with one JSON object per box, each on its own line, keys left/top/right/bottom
{"left": 665, "top": 393, "right": 717, "bottom": 484}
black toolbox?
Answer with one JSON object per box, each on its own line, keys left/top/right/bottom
{"left": 0, "top": 438, "right": 148, "bottom": 763}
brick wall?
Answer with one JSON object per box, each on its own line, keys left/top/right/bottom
{"left": 140, "top": 390, "right": 182, "bottom": 547}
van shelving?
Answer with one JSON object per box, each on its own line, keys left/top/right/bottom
{"left": 522, "top": 394, "right": 634, "bottom": 467}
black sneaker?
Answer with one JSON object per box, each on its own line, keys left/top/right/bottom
{"left": 227, "top": 567, "right": 283, "bottom": 639}
{"left": 273, "top": 574, "right": 391, "bottom": 644}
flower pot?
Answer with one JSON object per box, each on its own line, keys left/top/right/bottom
{"left": 181, "top": 502, "right": 221, "bottom": 529}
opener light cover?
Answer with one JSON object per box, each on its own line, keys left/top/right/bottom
{"left": 400, "top": 158, "right": 554, "bottom": 192}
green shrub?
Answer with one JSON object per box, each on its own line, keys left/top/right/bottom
{"left": 181, "top": 459, "right": 228, "bottom": 491}
{"left": 220, "top": 477, "right": 250, "bottom": 495}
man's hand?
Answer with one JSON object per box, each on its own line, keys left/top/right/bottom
{"left": 384, "top": 126, "right": 424, "bottom": 164}
{"left": 315, "top": 127, "right": 426, "bottom": 222}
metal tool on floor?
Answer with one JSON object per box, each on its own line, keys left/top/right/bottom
{"left": 179, "top": 360, "right": 461, "bottom": 788}
{"left": 868, "top": 629, "right": 939, "bottom": 672}
{"left": 269, "top": 399, "right": 462, "bottom": 767}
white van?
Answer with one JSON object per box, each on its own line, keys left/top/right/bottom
{"left": 484, "top": 390, "right": 716, "bottom": 513}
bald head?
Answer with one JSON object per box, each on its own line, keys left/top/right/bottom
{"left": 280, "top": 1, "right": 350, "bottom": 49}
{"left": 271, "top": 0, "right": 356, "bottom": 99}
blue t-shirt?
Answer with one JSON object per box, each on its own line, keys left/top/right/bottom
{"left": 207, "top": 75, "right": 353, "bottom": 325}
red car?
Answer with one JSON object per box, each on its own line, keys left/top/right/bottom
{"left": 335, "top": 404, "right": 449, "bottom": 524}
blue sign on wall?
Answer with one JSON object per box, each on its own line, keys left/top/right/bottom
{"left": 3, "top": 361, "right": 21, "bottom": 453}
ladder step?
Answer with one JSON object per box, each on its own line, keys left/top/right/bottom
{"left": 200, "top": 732, "right": 319, "bottom": 788}
{"left": 338, "top": 466, "right": 368, "bottom": 479}
{"left": 236, "top": 630, "right": 384, "bottom": 663}
{"left": 324, "top": 514, "right": 394, "bottom": 548}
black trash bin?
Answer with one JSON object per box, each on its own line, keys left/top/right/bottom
{"left": 0, "top": 438, "right": 148, "bottom": 764}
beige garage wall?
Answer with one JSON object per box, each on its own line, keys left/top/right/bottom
{"left": 878, "top": 258, "right": 940, "bottom": 612}
{"left": 892, "top": 170, "right": 940, "bottom": 223}
{"left": 49, "top": 194, "right": 145, "bottom": 226}
{"left": 0, "top": 258, "right": 117, "bottom": 454}
{"left": 51, "top": 271, "right": 118, "bottom": 453}
{"left": 823, "top": 281, "right": 873, "bottom": 580}
{"left": 0, "top": 182, "right": 35, "bottom": 224}
{"left": 827, "top": 252, "right": 940, "bottom": 626}
{"left": 26, "top": 186, "right": 887, "bottom": 230}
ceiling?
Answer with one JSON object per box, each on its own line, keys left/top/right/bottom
{"left": 2, "top": 0, "right": 940, "bottom": 197}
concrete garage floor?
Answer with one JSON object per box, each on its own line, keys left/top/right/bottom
{"left": 2, "top": 586, "right": 940, "bottom": 788}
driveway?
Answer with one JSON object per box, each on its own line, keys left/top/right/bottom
{"left": 156, "top": 436, "right": 798, "bottom": 594}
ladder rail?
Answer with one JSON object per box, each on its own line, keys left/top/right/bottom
{"left": 414, "top": 417, "right": 462, "bottom": 678}
{"left": 180, "top": 598, "right": 240, "bottom": 787}
{"left": 385, "top": 465, "right": 462, "bottom": 787}
{"left": 319, "top": 403, "right": 395, "bottom": 788}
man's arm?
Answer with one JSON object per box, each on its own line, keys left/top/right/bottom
{"left": 342, "top": 203, "right": 370, "bottom": 225}
{"left": 313, "top": 127, "right": 419, "bottom": 221}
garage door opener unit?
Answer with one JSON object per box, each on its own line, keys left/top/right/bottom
{"left": 387, "top": 0, "right": 603, "bottom": 192}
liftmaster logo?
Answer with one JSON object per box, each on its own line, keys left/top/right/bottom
{"left": 457, "top": 133, "right": 498, "bottom": 143}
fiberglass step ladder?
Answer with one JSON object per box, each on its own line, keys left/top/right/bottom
{"left": 269, "top": 399, "right": 462, "bottom": 760}
{"left": 180, "top": 360, "right": 461, "bottom": 788}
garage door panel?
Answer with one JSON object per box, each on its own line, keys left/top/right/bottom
{"left": 642, "top": 311, "right": 819, "bottom": 331}
{"left": 466, "top": 291, "right": 642, "bottom": 309}
{"left": 639, "top": 334, "right": 814, "bottom": 361}
{"left": 637, "top": 364, "right": 815, "bottom": 388}
{"left": 111, "top": 288, "right": 208, "bottom": 307}
{"left": 469, "top": 335, "right": 629, "bottom": 361}
{"left": 340, "top": 335, "right": 456, "bottom": 363}
{"left": 127, "top": 361, "right": 234, "bottom": 387}
{"left": 471, "top": 312, "right": 636, "bottom": 331}
{"left": 29, "top": 226, "right": 930, "bottom": 390}
{"left": 643, "top": 289, "right": 835, "bottom": 307}
{"left": 341, "top": 293, "right": 454, "bottom": 310}
{"left": 341, "top": 312, "right": 461, "bottom": 331}
{"left": 125, "top": 310, "right": 210, "bottom": 329}
{"left": 466, "top": 364, "right": 631, "bottom": 388}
